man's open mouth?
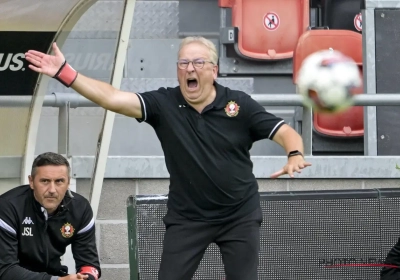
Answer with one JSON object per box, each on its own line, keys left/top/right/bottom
{"left": 187, "top": 78, "right": 198, "bottom": 88}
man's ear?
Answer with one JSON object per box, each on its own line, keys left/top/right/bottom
{"left": 28, "top": 175, "right": 34, "bottom": 190}
{"left": 213, "top": 64, "right": 219, "bottom": 79}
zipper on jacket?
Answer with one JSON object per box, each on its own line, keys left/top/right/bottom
{"left": 41, "top": 207, "right": 49, "bottom": 269}
{"left": 40, "top": 204, "right": 68, "bottom": 272}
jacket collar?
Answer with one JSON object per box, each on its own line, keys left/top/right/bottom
{"left": 176, "top": 81, "right": 227, "bottom": 110}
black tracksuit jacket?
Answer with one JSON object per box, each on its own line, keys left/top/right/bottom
{"left": 0, "top": 185, "right": 101, "bottom": 280}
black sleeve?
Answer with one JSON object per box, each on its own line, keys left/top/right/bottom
{"left": 0, "top": 198, "right": 52, "bottom": 280}
{"left": 244, "top": 94, "right": 285, "bottom": 142}
{"left": 72, "top": 201, "right": 101, "bottom": 279}
{"left": 381, "top": 237, "right": 400, "bottom": 279}
{"left": 135, "top": 88, "right": 167, "bottom": 127}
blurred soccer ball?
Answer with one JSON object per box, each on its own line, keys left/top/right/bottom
{"left": 296, "top": 49, "right": 362, "bottom": 113}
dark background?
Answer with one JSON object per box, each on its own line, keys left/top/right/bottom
{"left": 0, "top": 31, "right": 56, "bottom": 96}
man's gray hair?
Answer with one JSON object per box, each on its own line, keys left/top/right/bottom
{"left": 178, "top": 36, "right": 218, "bottom": 65}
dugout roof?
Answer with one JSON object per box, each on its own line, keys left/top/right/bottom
{"left": 0, "top": 0, "right": 85, "bottom": 31}
{"left": 0, "top": 0, "right": 100, "bottom": 178}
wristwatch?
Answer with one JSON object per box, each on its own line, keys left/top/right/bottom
{"left": 288, "top": 150, "right": 303, "bottom": 158}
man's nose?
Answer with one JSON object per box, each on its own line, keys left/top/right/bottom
{"left": 186, "top": 62, "right": 195, "bottom": 72}
{"left": 48, "top": 182, "right": 56, "bottom": 193}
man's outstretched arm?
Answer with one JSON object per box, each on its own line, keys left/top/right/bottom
{"left": 271, "top": 124, "right": 312, "bottom": 178}
{"left": 25, "top": 42, "right": 142, "bottom": 118}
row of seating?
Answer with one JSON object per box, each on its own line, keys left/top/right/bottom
{"left": 219, "top": 0, "right": 362, "bottom": 61}
{"left": 219, "top": 0, "right": 364, "bottom": 139}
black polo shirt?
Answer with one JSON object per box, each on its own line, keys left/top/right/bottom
{"left": 136, "top": 82, "right": 285, "bottom": 223}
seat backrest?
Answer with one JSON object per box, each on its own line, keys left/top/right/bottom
{"left": 219, "top": 0, "right": 310, "bottom": 60}
{"left": 320, "top": 0, "right": 363, "bottom": 32}
{"left": 293, "top": 29, "right": 363, "bottom": 84}
{"left": 293, "top": 30, "right": 364, "bottom": 137}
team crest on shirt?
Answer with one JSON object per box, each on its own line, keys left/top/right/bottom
{"left": 61, "top": 223, "right": 75, "bottom": 238}
{"left": 224, "top": 101, "right": 240, "bottom": 117}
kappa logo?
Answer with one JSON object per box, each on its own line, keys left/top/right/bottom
{"left": 224, "top": 101, "right": 240, "bottom": 117}
{"left": 61, "top": 223, "right": 75, "bottom": 238}
{"left": 22, "top": 217, "right": 34, "bottom": 225}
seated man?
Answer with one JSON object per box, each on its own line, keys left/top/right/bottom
{"left": 0, "top": 152, "right": 101, "bottom": 280}
{"left": 381, "top": 239, "right": 400, "bottom": 279}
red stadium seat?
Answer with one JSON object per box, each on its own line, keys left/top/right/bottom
{"left": 293, "top": 29, "right": 364, "bottom": 137}
{"left": 219, "top": 0, "right": 310, "bottom": 60}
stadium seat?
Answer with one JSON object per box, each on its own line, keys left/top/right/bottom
{"left": 320, "top": 0, "right": 363, "bottom": 33}
{"left": 218, "top": 0, "right": 310, "bottom": 60}
{"left": 293, "top": 29, "right": 364, "bottom": 137}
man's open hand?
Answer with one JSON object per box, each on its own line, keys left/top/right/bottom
{"left": 25, "top": 42, "right": 65, "bottom": 77}
{"left": 270, "top": 155, "right": 312, "bottom": 178}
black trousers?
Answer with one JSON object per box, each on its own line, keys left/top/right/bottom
{"left": 158, "top": 207, "right": 263, "bottom": 280}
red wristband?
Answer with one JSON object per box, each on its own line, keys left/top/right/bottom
{"left": 53, "top": 60, "right": 78, "bottom": 87}
{"left": 79, "top": 266, "right": 99, "bottom": 280}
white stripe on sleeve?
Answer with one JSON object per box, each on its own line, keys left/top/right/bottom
{"left": 0, "top": 218, "right": 16, "bottom": 235}
{"left": 77, "top": 217, "right": 95, "bottom": 235}
{"left": 136, "top": 93, "right": 147, "bottom": 122}
{"left": 268, "top": 120, "right": 285, "bottom": 139}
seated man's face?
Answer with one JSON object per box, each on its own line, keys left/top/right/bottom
{"left": 28, "top": 165, "right": 70, "bottom": 214}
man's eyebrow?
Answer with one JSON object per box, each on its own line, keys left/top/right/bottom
{"left": 39, "top": 177, "right": 66, "bottom": 181}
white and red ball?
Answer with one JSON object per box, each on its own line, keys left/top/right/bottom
{"left": 296, "top": 49, "right": 362, "bottom": 113}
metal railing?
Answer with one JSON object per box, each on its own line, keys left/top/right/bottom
{"left": 2, "top": 92, "right": 400, "bottom": 157}
{"left": 2, "top": 92, "right": 400, "bottom": 107}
